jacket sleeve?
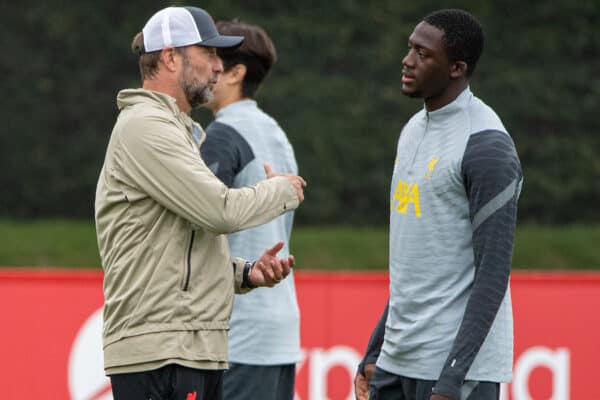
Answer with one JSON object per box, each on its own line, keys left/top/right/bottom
{"left": 433, "top": 130, "right": 522, "bottom": 399}
{"left": 232, "top": 257, "right": 254, "bottom": 294}
{"left": 113, "top": 115, "right": 299, "bottom": 234}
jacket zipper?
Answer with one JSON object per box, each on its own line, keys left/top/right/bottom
{"left": 183, "top": 230, "right": 195, "bottom": 291}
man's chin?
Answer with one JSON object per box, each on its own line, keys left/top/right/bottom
{"left": 401, "top": 87, "right": 421, "bottom": 98}
{"left": 189, "top": 89, "right": 213, "bottom": 109}
{"left": 201, "top": 98, "right": 216, "bottom": 111}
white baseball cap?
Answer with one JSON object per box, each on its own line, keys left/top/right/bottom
{"left": 142, "top": 7, "right": 244, "bottom": 53}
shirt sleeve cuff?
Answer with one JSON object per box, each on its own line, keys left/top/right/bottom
{"left": 433, "top": 374, "right": 462, "bottom": 400}
{"left": 232, "top": 257, "right": 254, "bottom": 294}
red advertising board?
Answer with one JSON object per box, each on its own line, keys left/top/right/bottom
{"left": 0, "top": 269, "right": 598, "bottom": 399}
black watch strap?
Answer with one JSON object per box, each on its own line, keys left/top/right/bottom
{"left": 241, "top": 261, "right": 256, "bottom": 289}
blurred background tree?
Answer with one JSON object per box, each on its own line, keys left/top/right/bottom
{"left": 1, "top": 0, "right": 598, "bottom": 225}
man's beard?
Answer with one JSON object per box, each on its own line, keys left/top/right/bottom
{"left": 182, "top": 77, "right": 212, "bottom": 109}
{"left": 180, "top": 52, "right": 212, "bottom": 109}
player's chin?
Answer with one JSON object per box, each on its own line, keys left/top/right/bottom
{"left": 401, "top": 85, "right": 420, "bottom": 98}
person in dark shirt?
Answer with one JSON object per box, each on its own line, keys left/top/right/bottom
{"left": 201, "top": 20, "right": 301, "bottom": 400}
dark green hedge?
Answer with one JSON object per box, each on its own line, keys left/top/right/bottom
{"left": 2, "top": 0, "right": 598, "bottom": 224}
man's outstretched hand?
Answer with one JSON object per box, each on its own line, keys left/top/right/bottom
{"left": 265, "top": 164, "right": 307, "bottom": 203}
{"left": 249, "top": 241, "right": 295, "bottom": 287}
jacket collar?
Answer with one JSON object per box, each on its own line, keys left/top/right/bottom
{"left": 117, "top": 88, "right": 204, "bottom": 145}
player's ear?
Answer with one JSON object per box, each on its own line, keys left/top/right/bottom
{"left": 230, "top": 64, "right": 247, "bottom": 83}
{"left": 450, "top": 61, "right": 467, "bottom": 79}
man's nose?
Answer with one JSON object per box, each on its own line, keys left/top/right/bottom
{"left": 402, "top": 50, "right": 415, "bottom": 68}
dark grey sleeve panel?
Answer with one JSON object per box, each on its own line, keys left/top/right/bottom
{"left": 358, "top": 301, "right": 389, "bottom": 375}
{"left": 200, "top": 121, "right": 255, "bottom": 188}
{"left": 461, "top": 130, "right": 522, "bottom": 223}
{"left": 434, "top": 130, "right": 522, "bottom": 399}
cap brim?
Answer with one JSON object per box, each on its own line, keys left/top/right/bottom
{"left": 200, "top": 35, "right": 244, "bottom": 49}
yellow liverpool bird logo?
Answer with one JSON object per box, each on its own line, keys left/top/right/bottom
{"left": 425, "top": 157, "right": 439, "bottom": 179}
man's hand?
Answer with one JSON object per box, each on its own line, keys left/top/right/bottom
{"left": 354, "top": 363, "right": 375, "bottom": 400}
{"left": 249, "top": 241, "right": 294, "bottom": 287}
{"left": 430, "top": 395, "right": 451, "bottom": 400}
{"left": 264, "top": 164, "right": 307, "bottom": 203}
{"left": 354, "top": 371, "right": 368, "bottom": 400}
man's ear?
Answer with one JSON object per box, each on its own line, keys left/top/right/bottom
{"left": 450, "top": 61, "right": 468, "bottom": 79}
{"left": 229, "top": 64, "right": 247, "bottom": 84}
{"left": 160, "top": 47, "right": 179, "bottom": 72}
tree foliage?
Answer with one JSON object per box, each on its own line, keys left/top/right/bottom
{"left": 2, "top": 0, "right": 598, "bottom": 224}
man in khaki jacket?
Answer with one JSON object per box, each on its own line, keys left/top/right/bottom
{"left": 94, "top": 6, "right": 306, "bottom": 400}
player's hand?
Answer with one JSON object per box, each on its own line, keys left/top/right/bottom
{"left": 430, "top": 395, "right": 452, "bottom": 400}
{"left": 354, "top": 363, "right": 375, "bottom": 400}
{"left": 354, "top": 371, "right": 368, "bottom": 400}
{"left": 264, "top": 164, "right": 307, "bottom": 203}
{"left": 249, "top": 241, "right": 294, "bottom": 287}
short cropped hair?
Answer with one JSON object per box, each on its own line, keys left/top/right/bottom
{"left": 423, "top": 9, "right": 484, "bottom": 77}
{"left": 130, "top": 32, "right": 184, "bottom": 81}
{"left": 215, "top": 20, "right": 277, "bottom": 98}
{"left": 131, "top": 32, "right": 161, "bottom": 80}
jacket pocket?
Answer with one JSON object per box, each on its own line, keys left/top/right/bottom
{"left": 182, "top": 230, "right": 195, "bottom": 291}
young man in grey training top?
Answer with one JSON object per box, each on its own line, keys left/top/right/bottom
{"left": 201, "top": 20, "right": 301, "bottom": 400}
{"left": 354, "top": 9, "right": 522, "bottom": 400}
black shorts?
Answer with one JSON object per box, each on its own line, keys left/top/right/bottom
{"left": 223, "top": 362, "right": 296, "bottom": 400}
{"left": 110, "top": 364, "right": 223, "bottom": 400}
{"left": 369, "top": 366, "right": 500, "bottom": 400}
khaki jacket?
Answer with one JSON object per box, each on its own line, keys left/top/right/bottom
{"left": 95, "top": 89, "right": 298, "bottom": 373}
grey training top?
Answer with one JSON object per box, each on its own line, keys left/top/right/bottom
{"left": 201, "top": 99, "right": 301, "bottom": 365}
{"left": 376, "top": 88, "right": 522, "bottom": 399}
